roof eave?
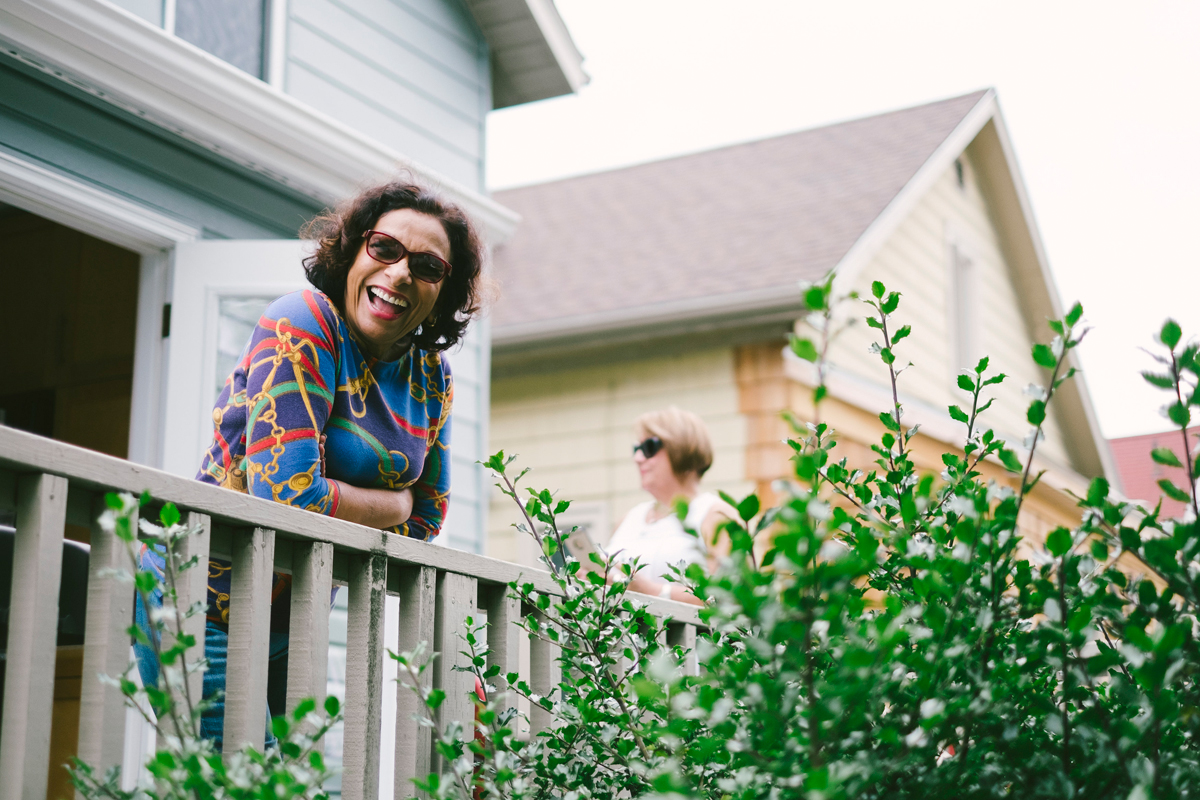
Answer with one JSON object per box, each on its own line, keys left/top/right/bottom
{"left": 0, "top": 0, "right": 522, "bottom": 242}
{"left": 492, "top": 283, "right": 805, "bottom": 354}
{"left": 467, "top": 0, "right": 589, "bottom": 109}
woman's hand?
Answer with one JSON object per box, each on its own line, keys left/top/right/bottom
{"left": 331, "top": 482, "right": 414, "bottom": 530}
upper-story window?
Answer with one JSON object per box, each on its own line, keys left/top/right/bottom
{"left": 174, "top": 0, "right": 267, "bottom": 79}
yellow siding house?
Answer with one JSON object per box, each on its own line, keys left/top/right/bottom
{"left": 485, "top": 91, "right": 1117, "bottom": 567}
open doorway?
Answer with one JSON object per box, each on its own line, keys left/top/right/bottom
{"left": 0, "top": 204, "right": 143, "bottom": 800}
{"left": 0, "top": 205, "right": 140, "bottom": 460}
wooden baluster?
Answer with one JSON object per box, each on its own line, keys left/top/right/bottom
{"left": 528, "top": 610, "right": 560, "bottom": 737}
{"left": 433, "top": 572, "right": 478, "bottom": 775}
{"left": 393, "top": 565, "right": 436, "bottom": 798}
{"left": 174, "top": 512, "right": 211, "bottom": 728}
{"left": 481, "top": 583, "right": 520, "bottom": 702}
{"left": 223, "top": 527, "right": 275, "bottom": 752}
{"left": 343, "top": 553, "right": 387, "bottom": 800}
{"left": 287, "top": 541, "right": 334, "bottom": 729}
{"left": 0, "top": 473, "right": 67, "bottom": 800}
{"left": 75, "top": 494, "right": 134, "bottom": 790}
{"left": 667, "top": 623, "right": 699, "bottom": 677}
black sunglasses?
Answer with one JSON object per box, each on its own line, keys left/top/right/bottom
{"left": 632, "top": 436, "right": 664, "bottom": 459}
{"left": 363, "top": 229, "right": 453, "bottom": 284}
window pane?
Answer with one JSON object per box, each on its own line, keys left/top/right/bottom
{"left": 175, "top": 0, "right": 266, "bottom": 79}
{"left": 215, "top": 296, "right": 273, "bottom": 398}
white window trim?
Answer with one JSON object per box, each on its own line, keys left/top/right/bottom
{"left": 944, "top": 222, "right": 987, "bottom": 382}
{"left": 0, "top": 0, "right": 519, "bottom": 243}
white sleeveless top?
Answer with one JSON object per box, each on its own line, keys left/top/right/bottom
{"left": 603, "top": 492, "right": 720, "bottom": 580}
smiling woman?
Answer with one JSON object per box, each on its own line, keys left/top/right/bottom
{"left": 136, "top": 181, "right": 486, "bottom": 750}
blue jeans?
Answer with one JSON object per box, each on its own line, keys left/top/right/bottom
{"left": 135, "top": 592, "right": 288, "bottom": 752}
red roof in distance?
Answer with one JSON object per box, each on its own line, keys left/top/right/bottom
{"left": 1108, "top": 427, "right": 1200, "bottom": 518}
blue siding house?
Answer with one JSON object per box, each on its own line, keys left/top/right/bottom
{"left": 0, "top": 0, "right": 584, "bottom": 554}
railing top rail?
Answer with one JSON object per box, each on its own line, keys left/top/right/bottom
{"left": 0, "top": 426, "right": 704, "bottom": 624}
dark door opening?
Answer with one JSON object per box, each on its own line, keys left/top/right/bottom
{"left": 0, "top": 206, "right": 140, "bottom": 460}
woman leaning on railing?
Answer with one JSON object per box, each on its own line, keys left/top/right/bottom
{"left": 134, "top": 180, "right": 487, "bottom": 751}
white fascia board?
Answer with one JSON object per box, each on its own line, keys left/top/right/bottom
{"left": 829, "top": 91, "right": 1000, "bottom": 297}
{"left": 0, "top": 0, "right": 521, "bottom": 243}
{"left": 492, "top": 282, "right": 804, "bottom": 348}
{"left": 0, "top": 147, "right": 200, "bottom": 252}
{"left": 983, "top": 102, "right": 1119, "bottom": 488}
{"left": 522, "top": 0, "right": 588, "bottom": 92}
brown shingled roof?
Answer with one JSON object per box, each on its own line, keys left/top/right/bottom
{"left": 491, "top": 91, "right": 988, "bottom": 335}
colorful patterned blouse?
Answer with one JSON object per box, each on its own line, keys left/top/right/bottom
{"left": 194, "top": 289, "right": 452, "bottom": 627}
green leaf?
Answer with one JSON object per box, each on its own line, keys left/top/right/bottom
{"left": 956, "top": 374, "right": 974, "bottom": 392}
{"left": 999, "top": 449, "right": 1024, "bottom": 473}
{"left": 271, "top": 715, "right": 290, "bottom": 739}
{"left": 1158, "top": 478, "right": 1192, "bottom": 503}
{"left": 983, "top": 372, "right": 1007, "bottom": 387}
{"left": 804, "top": 285, "right": 826, "bottom": 311}
{"left": 881, "top": 292, "right": 900, "bottom": 315}
{"left": 879, "top": 411, "right": 900, "bottom": 432}
{"left": 948, "top": 405, "right": 969, "bottom": 424}
{"left": 1086, "top": 477, "right": 1109, "bottom": 507}
{"left": 1168, "top": 402, "right": 1191, "bottom": 428}
{"left": 1065, "top": 302, "right": 1083, "bottom": 327}
{"left": 1046, "top": 527, "right": 1072, "bottom": 557}
{"left": 975, "top": 356, "right": 990, "bottom": 374}
{"left": 813, "top": 384, "right": 828, "bottom": 405}
{"left": 892, "top": 324, "right": 911, "bottom": 343}
{"left": 1091, "top": 540, "right": 1109, "bottom": 561}
{"left": 879, "top": 347, "right": 895, "bottom": 365}
{"left": 324, "top": 695, "right": 340, "bottom": 717}
{"left": 160, "top": 502, "right": 180, "bottom": 527}
{"left": 135, "top": 571, "right": 158, "bottom": 594}
{"left": 872, "top": 280, "right": 885, "bottom": 299}
{"left": 865, "top": 316, "right": 883, "bottom": 329}
{"left": 737, "top": 494, "right": 761, "bottom": 522}
{"left": 790, "top": 336, "right": 819, "bottom": 362}
{"left": 1142, "top": 371, "right": 1176, "bottom": 389}
{"left": 1161, "top": 319, "right": 1182, "bottom": 349}
{"left": 1027, "top": 400, "right": 1046, "bottom": 426}
{"left": 1032, "top": 343, "right": 1057, "bottom": 369}
{"left": 292, "top": 698, "right": 316, "bottom": 721}
{"left": 1151, "top": 447, "right": 1183, "bottom": 468}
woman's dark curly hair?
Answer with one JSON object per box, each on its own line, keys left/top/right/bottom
{"left": 301, "top": 180, "right": 486, "bottom": 352}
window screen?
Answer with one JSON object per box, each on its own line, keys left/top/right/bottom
{"left": 175, "top": 0, "right": 267, "bottom": 79}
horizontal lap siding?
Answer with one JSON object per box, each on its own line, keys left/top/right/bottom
{"left": 286, "top": 0, "right": 488, "bottom": 192}
{"left": 488, "top": 347, "right": 752, "bottom": 565}
{"left": 0, "top": 58, "right": 318, "bottom": 239}
{"left": 441, "top": 322, "right": 489, "bottom": 553}
{"left": 828, "top": 152, "right": 1071, "bottom": 467}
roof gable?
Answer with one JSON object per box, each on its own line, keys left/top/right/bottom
{"left": 492, "top": 91, "right": 988, "bottom": 337}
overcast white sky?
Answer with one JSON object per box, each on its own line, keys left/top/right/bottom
{"left": 485, "top": 0, "right": 1200, "bottom": 440}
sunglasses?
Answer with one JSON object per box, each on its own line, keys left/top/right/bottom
{"left": 632, "top": 436, "right": 664, "bottom": 459}
{"left": 363, "top": 229, "right": 453, "bottom": 284}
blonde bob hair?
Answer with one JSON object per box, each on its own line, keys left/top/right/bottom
{"left": 634, "top": 406, "right": 714, "bottom": 479}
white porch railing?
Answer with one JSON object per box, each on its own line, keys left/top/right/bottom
{"left": 0, "top": 426, "right": 703, "bottom": 800}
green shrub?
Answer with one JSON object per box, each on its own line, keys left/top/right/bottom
{"left": 415, "top": 283, "right": 1200, "bottom": 799}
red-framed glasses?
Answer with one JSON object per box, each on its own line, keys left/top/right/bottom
{"left": 363, "top": 229, "right": 452, "bottom": 284}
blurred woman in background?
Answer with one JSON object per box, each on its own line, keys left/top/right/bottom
{"left": 605, "top": 406, "right": 734, "bottom": 605}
